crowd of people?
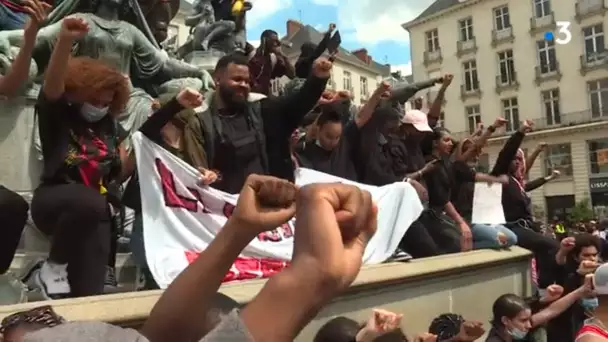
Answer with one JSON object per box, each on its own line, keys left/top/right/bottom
{"left": 0, "top": 2, "right": 608, "bottom": 341}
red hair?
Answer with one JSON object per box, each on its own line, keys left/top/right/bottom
{"left": 63, "top": 57, "right": 130, "bottom": 116}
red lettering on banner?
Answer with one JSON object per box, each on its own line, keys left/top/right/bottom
{"left": 185, "top": 251, "right": 288, "bottom": 282}
{"left": 221, "top": 199, "right": 294, "bottom": 243}
{"left": 156, "top": 158, "right": 209, "bottom": 213}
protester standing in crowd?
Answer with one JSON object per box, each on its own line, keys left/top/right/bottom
{"left": 247, "top": 29, "right": 295, "bottom": 95}
{"left": 0, "top": 0, "right": 50, "bottom": 276}
{"left": 550, "top": 234, "right": 602, "bottom": 341}
{"left": 487, "top": 275, "right": 594, "bottom": 342}
{"left": 191, "top": 53, "right": 330, "bottom": 193}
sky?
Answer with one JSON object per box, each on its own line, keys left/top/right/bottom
{"left": 244, "top": 0, "right": 437, "bottom": 77}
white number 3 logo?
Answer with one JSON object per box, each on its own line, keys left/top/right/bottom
{"left": 555, "top": 21, "right": 572, "bottom": 45}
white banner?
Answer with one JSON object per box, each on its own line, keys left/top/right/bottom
{"left": 132, "top": 132, "right": 424, "bottom": 289}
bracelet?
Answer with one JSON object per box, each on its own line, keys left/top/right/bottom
{"left": 487, "top": 125, "right": 496, "bottom": 133}
{"left": 417, "top": 171, "right": 422, "bottom": 178}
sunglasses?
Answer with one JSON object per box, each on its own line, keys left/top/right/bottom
{"left": 0, "top": 305, "right": 66, "bottom": 334}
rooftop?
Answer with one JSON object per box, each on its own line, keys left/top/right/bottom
{"left": 281, "top": 21, "right": 391, "bottom": 76}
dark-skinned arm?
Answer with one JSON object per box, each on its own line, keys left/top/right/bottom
{"left": 490, "top": 129, "right": 526, "bottom": 176}
{"left": 141, "top": 219, "right": 252, "bottom": 342}
{"left": 261, "top": 74, "right": 328, "bottom": 135}
{"left": 427, "top": 80, "right": 449, "bottom": 126}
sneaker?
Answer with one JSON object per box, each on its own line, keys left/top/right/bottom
{"left": 389, "top": 249, "right": 412, "bottom": 262}
{"left": 28, "top": 261, "right": 70, "bottom": 300}
{"left": 104, "top": 266, "right": 121, "bottom": 294}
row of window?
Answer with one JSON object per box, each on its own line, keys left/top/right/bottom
{"left": 477, "top": 138, "right": 608, "bottom": 178}
{"left": 426, "top": 2, "right": 606, "bottom": 78}
{"left": 464, "top": 79, "right": 608, "bottom": 134}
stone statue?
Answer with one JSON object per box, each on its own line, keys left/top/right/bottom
{"left": 0, "top": 0, "right": 214, "bottom": 151}
{"left": 176, "top": 0, "right": 250, "bottom": 61}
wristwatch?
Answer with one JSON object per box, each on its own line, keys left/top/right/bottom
{"left": 487, "top": 125, "right": 496, "bottom": 133}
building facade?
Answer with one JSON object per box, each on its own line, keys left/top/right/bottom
{"left": 274, "top": 20, "right": 391, "bottom": 104}
{"left": 404, "top": 0, "right": 608, "bottom": 220}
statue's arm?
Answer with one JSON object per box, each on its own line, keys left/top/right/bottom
{"left": 388, "top": 78, "right": 438, "bottom": 104}
{"left": 184, "top": 13, "right": 203, "bottom": 27}
{"left": 131, "top": 27, "right": 203, "bottom": 81}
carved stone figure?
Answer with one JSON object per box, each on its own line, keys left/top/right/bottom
{"left": 176, "top": 0, "right": 250, "bottom": 61}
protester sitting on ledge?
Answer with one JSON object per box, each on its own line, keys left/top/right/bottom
{"left": 185, "top": 53, "right": 330, "bottom": 192}
{"left": 28, "top": 17, "right": 204, "bottom": 300}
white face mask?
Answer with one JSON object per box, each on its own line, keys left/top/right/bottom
{"left": 81, "top": 103, "right": 109, "bottom": 123}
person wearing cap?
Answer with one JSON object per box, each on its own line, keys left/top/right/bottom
{"left": 294, "top": 82, "right": 388, "bottom": 180}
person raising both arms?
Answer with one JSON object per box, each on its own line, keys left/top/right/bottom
{"left": 0, "top": 0, "right": 51, "bottom": 277}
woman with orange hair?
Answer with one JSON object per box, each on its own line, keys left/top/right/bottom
{"left": 28, "top": 17, "right": 203, "bottom": 299}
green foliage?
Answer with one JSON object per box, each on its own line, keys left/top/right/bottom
{"left": 568, "top": 198, "right": 594, "bottom": 223}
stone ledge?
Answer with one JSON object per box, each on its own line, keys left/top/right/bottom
{"left": 0, "top": 247, "right": 532, "bottom": 324}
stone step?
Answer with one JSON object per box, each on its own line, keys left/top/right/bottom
{"left": 7, "top": 252, "right": 140, "bottom": 304}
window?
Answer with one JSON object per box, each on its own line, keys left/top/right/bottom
{"left": 463, "top": 60, "right": 479, "bottom": 91}
{"left": 534, "top": 0, "right": 551, "bottom": 18}
{"left": 498, "top": 50, "right": 515, "bottom": 84}
{"left": 360, "top": 76, "right": 368, "bottom": 98}
{"left": 542, "top": 89, "right": 560, "bottom": 125}
{"left": 425, "top": 29, "right": 439, "bottom": 52}
{"left": 477, "top": 153, "right": 490, "bottom": 173}
{"left": 537, "top": 40, "right": 557, "bottom": 73}
{"left": 589, "top": 139, "right": 608, "bottom": 174}
{"left": 583, "top": 24, "right": 605, "bottom": 60}
{"left": 502, "top": 97, "right": 519, "bottom": 132}
{"left": 589, "top": 78, "right": 608, "bottom": 117}
{"left": 343, "top": 71, "right": 352, "bottom": 92}
{"left": 544, "top": 144, "right": 573, "bottom": 176}
{"left": 466, "top": 105, "right": 481, "bottom": 134}
{"left": 459, "top": 18, "right": 474, "bottom": 41}
{"left": 494, "top": 6, "right": 511, "bottom": 31}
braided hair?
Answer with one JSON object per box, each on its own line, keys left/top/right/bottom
{"left": 428, "top": 313, "right": 465, "bottom": 340}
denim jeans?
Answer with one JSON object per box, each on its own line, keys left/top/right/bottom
{"left": 0, "top": 3, "right": 27, "bottom": 31}
{"left": 470, "top": 223, "right": 517, "bottom": 249}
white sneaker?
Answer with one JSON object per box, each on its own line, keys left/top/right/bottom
{"left": 32, "top": 261, "right": 70, "bottom": 300}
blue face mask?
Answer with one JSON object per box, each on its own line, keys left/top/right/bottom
{"left": 508, "top": 327, "right": 528, "bottom": 340}
{"left": 81, "top": 103, "right": 109, "bottom": 123}
{"left": 581, "top": 297, "right": 599, "bottom": 311}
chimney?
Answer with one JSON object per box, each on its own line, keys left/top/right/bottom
{"left": 352, "top": 48, "right": 371, "bottom": 64}
{"left": 286, "top": 19, "right": 303, "bottom": 38}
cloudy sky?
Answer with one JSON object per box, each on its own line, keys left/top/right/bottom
{"left": 245, "top": 0, "right": 437, "bottom": 76}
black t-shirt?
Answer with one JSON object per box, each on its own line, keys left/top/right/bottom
{"left": 296, "top": 121, "right": 359, "bottom": 181}
{"left": 35, "top": 92, "right": 127, "bottom": 188}
{"left": 424, "top": 159, "right": 475, "bottom": 210}
{"left": 210, "top": 113, "right": 265, "bottom": 194}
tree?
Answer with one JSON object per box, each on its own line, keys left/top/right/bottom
{"left": 568, "top": 198, "right": 594, "bottom": 223}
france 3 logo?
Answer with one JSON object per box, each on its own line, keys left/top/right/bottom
{"left": 544, "top": 22, "right": 572, "bottom": 45}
